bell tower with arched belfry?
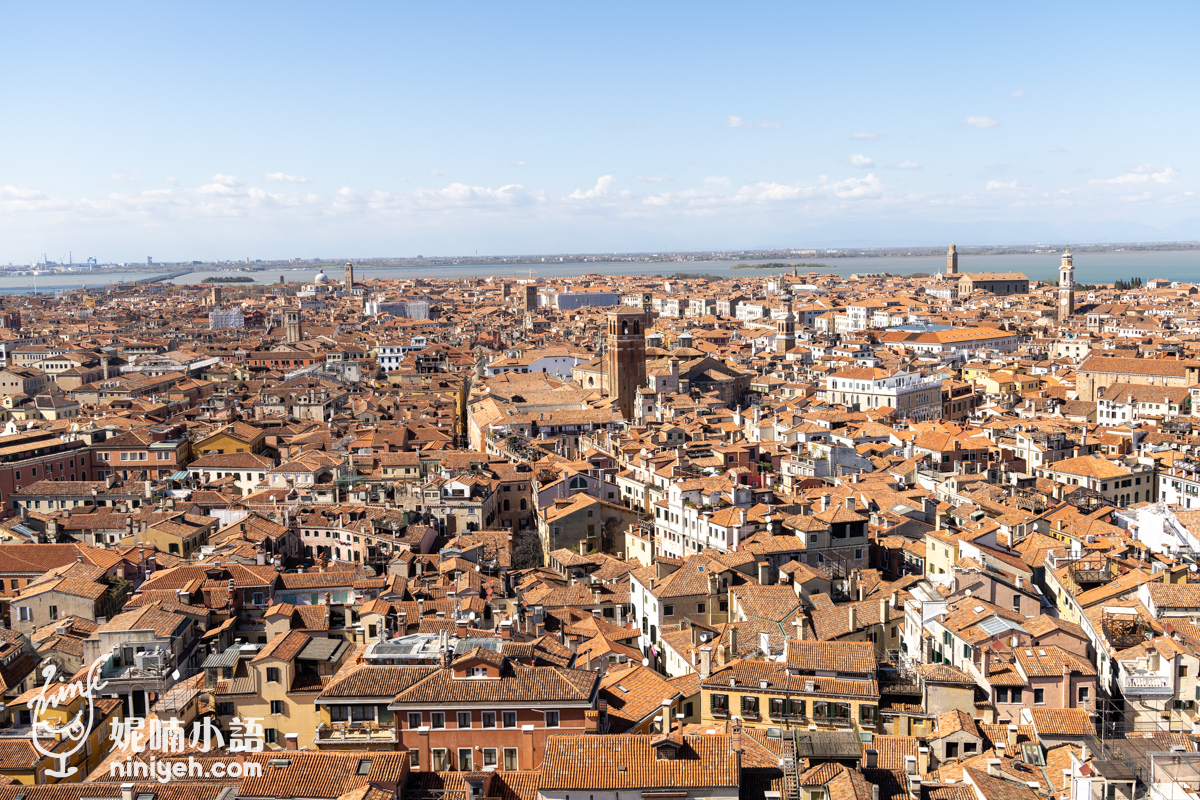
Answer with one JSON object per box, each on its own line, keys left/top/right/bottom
{"left": 775, "top": 305, "right": 796, "bottom": 354}
{"left": 604, "top": 307, "right": 647, "bottom": 420}
{"left": 947, "top": 243, "right": 958, "bottom": 275}
{"left": 1058, "top": 248, "right": 1075, "bottom": 322}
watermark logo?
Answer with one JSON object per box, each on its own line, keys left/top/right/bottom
{"left": 29, "top": 656, "right": 109, "bottom": 778}
{"left": 27, "top": 655, "right": 264, "bottom": 783}
{"left": 107, "top": 716, "right": 264, "bottom": 783}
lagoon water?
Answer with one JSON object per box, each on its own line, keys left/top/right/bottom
{"left": 4, "top": 249, "right": 1199, "bottom": 294}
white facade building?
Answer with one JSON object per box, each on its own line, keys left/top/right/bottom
{"left": 652, "top": 479, "right": 755, "bottom": 559}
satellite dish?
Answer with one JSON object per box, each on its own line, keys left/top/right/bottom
{"left": 642, "top": 658, "right": 650, "bottom": 667}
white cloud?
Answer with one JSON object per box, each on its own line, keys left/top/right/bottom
{"left": 894, "top": 160, "right": 922, "bottom": 170}
{"left": 512, "top": 161, "right": 527, "bottom": 167}
{"left": 0, "top": 186, "right": 46, "bottom": 200}
{"left": 265, "top": 172, "right": 308, "bottom": 184}
{"left": 965, "top": 116, "right": 999, "bottom": 129}
{"left": 15, "top": 163, "right": 1199, "bottom": 255}
{"left": 851, "top": 132, "right": 883, "bottom": 140}
{"left": 828, "top": 173, "right": 883, "bottom": 198}
{"left": 410, "top": 183, "right": 540, "bottom": 208}
{"left": 211, "top": 173, "right": 243, "bottom": 187}
{"left": 849, "top": 154, "right": 875, "bottom": 168}
{"left": 1011, "top": 88, "right": 1025, "bottom": 99}
{"left": 1090, "top": 165, "right": 1176, "bottom": 185}
{"left": 569, "top": 175, "right": 616, "bottom": 199}
{"left": 429, "top": 169, "right": 449, "bottom": 177}
{"left": 726, "top": 115, "right": 781, "bottom": 129}
{"left": 110, "top": 173, "right": 138, "bottom": 183}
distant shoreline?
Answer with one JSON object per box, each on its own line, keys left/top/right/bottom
{"left": 11, "top": 241, "right": 1200, "bottom": 272}
{"left": 730, "top": 262, "right": 833, "bottom": 270}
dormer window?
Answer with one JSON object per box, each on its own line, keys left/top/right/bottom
{"left": 656, "top": 745, "right": 678, "bottom": 760}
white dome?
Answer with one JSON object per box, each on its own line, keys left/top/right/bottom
{"left": 314, "top": 269, "right": 329, "bottom": 285}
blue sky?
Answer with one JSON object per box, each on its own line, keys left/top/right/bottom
{"left": 1, "top": 1, "right": 1197, "bottom": 261}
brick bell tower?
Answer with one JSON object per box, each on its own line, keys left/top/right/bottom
{"left": 604, "top": 307, "right": 647, "bottom": 420}
{"left": 1058, "top": 247, "right": 1075, "bottom": 322}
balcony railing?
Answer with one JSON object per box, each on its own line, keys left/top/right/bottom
{"left": 314, "top": 721, "right": 397, "bottom": 744}
{"left": 1119, "top": 673, "right": 1172, "bottom": 695}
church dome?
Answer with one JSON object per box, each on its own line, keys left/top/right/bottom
{"left": 314, "top": 269, "right": 330, "bottom": 285}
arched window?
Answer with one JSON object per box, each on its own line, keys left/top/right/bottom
{"left": 621, "top": 320, "right": 629, "bottom": 335}
{"left": 569, "top": 477, "right": 588, "bottom": 490}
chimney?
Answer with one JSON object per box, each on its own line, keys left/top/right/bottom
{"left": 865, "top": 749, "right": 878, "bottom": 769}
{"left": 499, "top": 619, "right": 512, "bottom": 640}
{"left": 284, "top": 733, "right": 298, "bottom": 751}
{"left": 699, "top": 646, "right": 712, "bottom": 680}
{"left": 918, "top": 746, "right": 929, "bottom": 776}
{"left": 904, "top": 755, "right": 917, "bottom": 776}
{"left": 757, "top": 561, "right": 771, "bottom": 586}
{"left": 729, "top": 626, "right": 739, "bottom": 660}
{"left": 848, "top": 605, "right": 857, "bottom": 631}
{"left": 122, "top": 784, "right": 135, "bottom": 800}
{"left": 987, "top": 759, "right": 1002, "bottom": 777}
{"left": 880, "top": 597, "right": 888, "bottom": 629}
{"left": 1016, "top": 575, "right": 1024, "bottom": 590}
{"left": 846, "top": 496, "right": 856, "bottom": 511}
{"left": 1007, "top": 724, "right": 1018, "bottom": 751}
{"left": 890, "top": 590, "right": 898, "bottom": 609}
{"left": 661, "top": 698, "right": 672, "bottom": 734}
{"left": 997, "top": 742, "right": 1007, "bottom": 758}
{"left": 821, "top": 494, "right": 829, "bottom": 512}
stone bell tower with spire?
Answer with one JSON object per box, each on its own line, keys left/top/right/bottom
{"left": 1058, "top": 248, "right": 1075, "bottom": 323}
